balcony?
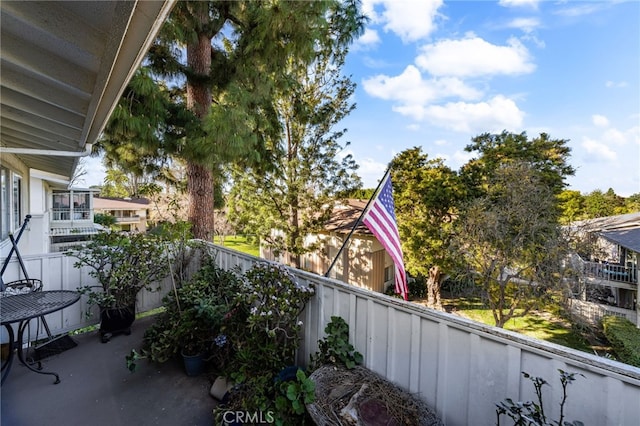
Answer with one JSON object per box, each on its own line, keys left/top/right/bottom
{"left": 582, "top": 260, "right": 638, "bottom": 288}
{"left": 114, "top": 215, "right": 141, "bottom": 224}
{"left": 1, "top": 243, "right": 639, "bottom": 425}
{"left": 1, "top": 315, "right": 214, "bottom": 425}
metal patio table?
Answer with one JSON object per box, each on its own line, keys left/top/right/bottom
{"left": 1, "top": 290, "right": 80, "bottom": 384}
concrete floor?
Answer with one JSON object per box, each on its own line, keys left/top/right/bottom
{"left": 1, "top": 316, "right": 216, "bottom": 426}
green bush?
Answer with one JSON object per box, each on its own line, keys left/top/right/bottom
{"left": 310, "top": 316, "right": 363, "bottom": 370}
{"left": 601, "top": 315, "right": 640, "bottom": 367}
{"left": 383, "top": 275, "right": 426, "bottom": 300}
{"left": 127, "top": 256, "right": 244, "bottom": 370}
{"left": 496, "top": 370, "right": 584, "bottom": 426}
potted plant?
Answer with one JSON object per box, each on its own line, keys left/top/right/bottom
{"left": 70, "top": 230, "right": 170, "bottom": 342}
{"left": 127, "top": 256, "right": 243, "bottom": 375}
{"left": 214, "top": 262, "right": 316, "bottom": 424}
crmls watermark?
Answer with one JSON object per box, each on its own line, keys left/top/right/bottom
{"left": 220, "top": 410, "right": 275, "bottom": 425}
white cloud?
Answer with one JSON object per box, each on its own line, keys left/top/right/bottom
{"left": 434, "top": 139, "right": 448, "bottom": 146}
{"left": 394, "top": 95, "right": 525, "bottom": 133}
{"left": 353, "top": 28, "right": 381, "bottom": 51}
{"left": 415, "top": 35, "right": 535, "bottom": 77}
{"left": 362, "top": 65, "right": 483, "bottom": 106}
{"left": 554, "top": 3, "right": 603, "bottom": 17}
{"left": 362, "top": 56, "right": 392, "bottom": 69}
{"left": 629, "top": 125, "right": 640, "bottom": 145}
{"left": 362, "top": 0, "right": 443, "bottom": 43}
{"left": 605, "top": 80, "right": 628, "bottom": 88}
{"left": 581, "top": 137, "right": 617, "bottom": 161}
{"left": 80, "top": 156, "right": 106, "bottom": 187}
{"left": 452, "top": 149, "right": 476, "bottom": 167}
{"left": 522, "top": 34, "right": 546, "bottom": 49}
{"left": 357, "top": 157, "right": 388, "bottom": 187}
{"left": 499, "top": 0, "right": 539, "bottom": 8}
{"left": 592, "top": 114, "right": 609, "bottom": 127}
{"left": 505, "top": 17, "right": 541, "bottom": 33}
{"left": 602, "top": 128, "right": 627, "bottom": 145}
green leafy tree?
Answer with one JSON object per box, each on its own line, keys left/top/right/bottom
{"left": 625, "top": 193, "right": 640, "bottom": 213}
{"left": 340, "top": 187, "right": 375, "bottom": 200}
{"left": 100, "top": 169, "right": 131, "bottom": 198}
{"left": 93, "top": 213, "right": 117, "bottom": 229}
{"left": 462, "top": 131, "right": 575, "bottom": 202}
{"left": 96, "top": 69, "right": 184, "bottom": 196}
{"left": 227, "top": 23, "right": 364, "bottom": 268}
{"left": 557, "top": 190, "right": 585, "bottom": 224}
{"left": 605, "top": 188, "right": 627, "bottom": 215}
{"left": 582, "top": 189, "right": 614, "bottom": 218}
{"left": 454, "top": 162, "right": 569, "bottom": 327}
{"left": 582, "top": 188, "right": 628, "bottom": 218}
{"left": 100, "top": 1, "right": 365, "bottom": 241}
{"left": 390, "top": 147, "right": 465, "bottom": 308}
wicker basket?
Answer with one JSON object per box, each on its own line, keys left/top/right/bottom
{"left": 307, "top": 365, "right": 443, "bottom": 426}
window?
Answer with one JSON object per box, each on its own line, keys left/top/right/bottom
{"left": 1, "top": 168, "right": 8, "bottom": 239}
{"left": 0, "top": 168, "right": 23, "bottom": 240}
{"left": 72, "top": 192, "right": 90, "bottom": 219}
{"left": 52, "top": 190, "right": 92, "bottom": 221}
{"left": 384, "top": 266, "right": 393, "bottom": 282}
{"left": 52, "top": 192, "right": 71, "bottom": 221}
{"left": 13, "top": 174, "right": 22, "bottom": 230}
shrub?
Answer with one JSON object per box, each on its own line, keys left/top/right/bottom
{"left": 601, "top": 315, "right": 640, "bottom": 367}
{"left": 496, "top": 370, "right": 584, "bottom": 426}
{"left": 71, "top": 231, "right": 170, "bottom": 312}
{"left": 127, "top": 257, "right": 243, "bottom": 369}
{"left": 310, "top": 316, "right": 363, "bottom": 370}
{"left": 215, "top": 262, "right": 315, "bottom": 423}
{"left": 224, "top": 262, "right": 315, "bottom": 380}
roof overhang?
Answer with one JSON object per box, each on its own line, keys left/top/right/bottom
{"left": 601, "top": 228, "right": 640, "bottom": 254}
{"left": 0, "top": 0, "right": 175, "bottom": 178}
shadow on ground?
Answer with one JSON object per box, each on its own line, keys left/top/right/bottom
{"left": 1, "top": 315, "right": 216, "bottom": 426}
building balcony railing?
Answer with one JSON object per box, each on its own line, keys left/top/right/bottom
{"left": 114, "top": 215, "right": 141, "bottom": 224}
{"left": 51, "top": 209, "right": 91, "bottom": 222}
{"left": 582, "top": 260, "right": 638, "bottom": 285}
{"left": 1, "top": 244, "right": 639, "bottom": 425}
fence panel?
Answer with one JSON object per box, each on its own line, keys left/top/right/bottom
{"left": 4, "top": 245, "right": 639, "bottom": 425}
{"left": 209, "top": 244, "right": 640, "bottom": 426}
{"left": 1, "top": 253, "right": 172, "bottom": 342}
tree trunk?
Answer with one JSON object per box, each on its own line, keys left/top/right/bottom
{"left": 187, "top": 162, "right": 214, "bottom": 241}
{"left": 427, "top": 265, "right": 442, "bottom": 310}
{"left": 186, "top": 14, "right": 214, "bottom": 240}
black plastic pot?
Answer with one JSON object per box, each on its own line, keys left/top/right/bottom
{"left": 181, "top": 350, "right": 205, "bottom": 376}
{"left": 99, "top": 305, "right": 135, "bottom": 343}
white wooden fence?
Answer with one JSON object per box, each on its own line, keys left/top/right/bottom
{"left": 3, "top": 245, "right": 640, "bottom": 425}
{"left": 570, "top": 298, "right": 638, "bottom": 326}
{"left": 206, "top": 244, "right": 640, "bottom": 426}
{"left": 1, "top": 252, "right": 175, "bottom": 342}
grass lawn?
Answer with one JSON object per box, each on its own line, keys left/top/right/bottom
{"left": 218, "top": 235, "right": 260, "bottom": 257}
{"left": 442, "top": 297, "right": 593, "bottom": 353}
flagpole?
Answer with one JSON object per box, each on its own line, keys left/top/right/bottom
{"left": 324, "top": 166, "right": 391, "bottom": 277}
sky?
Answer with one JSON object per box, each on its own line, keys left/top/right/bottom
{"left": 83, "top": 0, "right": 640, "bottom": 197}
{"left": 342, "top": 0, "right": 640, "bottom": 196}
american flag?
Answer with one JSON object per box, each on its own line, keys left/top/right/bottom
{"left": 362, "top": 172, "right": 408, "bottom": 301}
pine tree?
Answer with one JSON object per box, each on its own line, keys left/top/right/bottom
{"left": 99, "top": 0, "right": 365, "bottom": 240}
{"left": 227, "top": 20, "right": 363, "bottom": 268}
